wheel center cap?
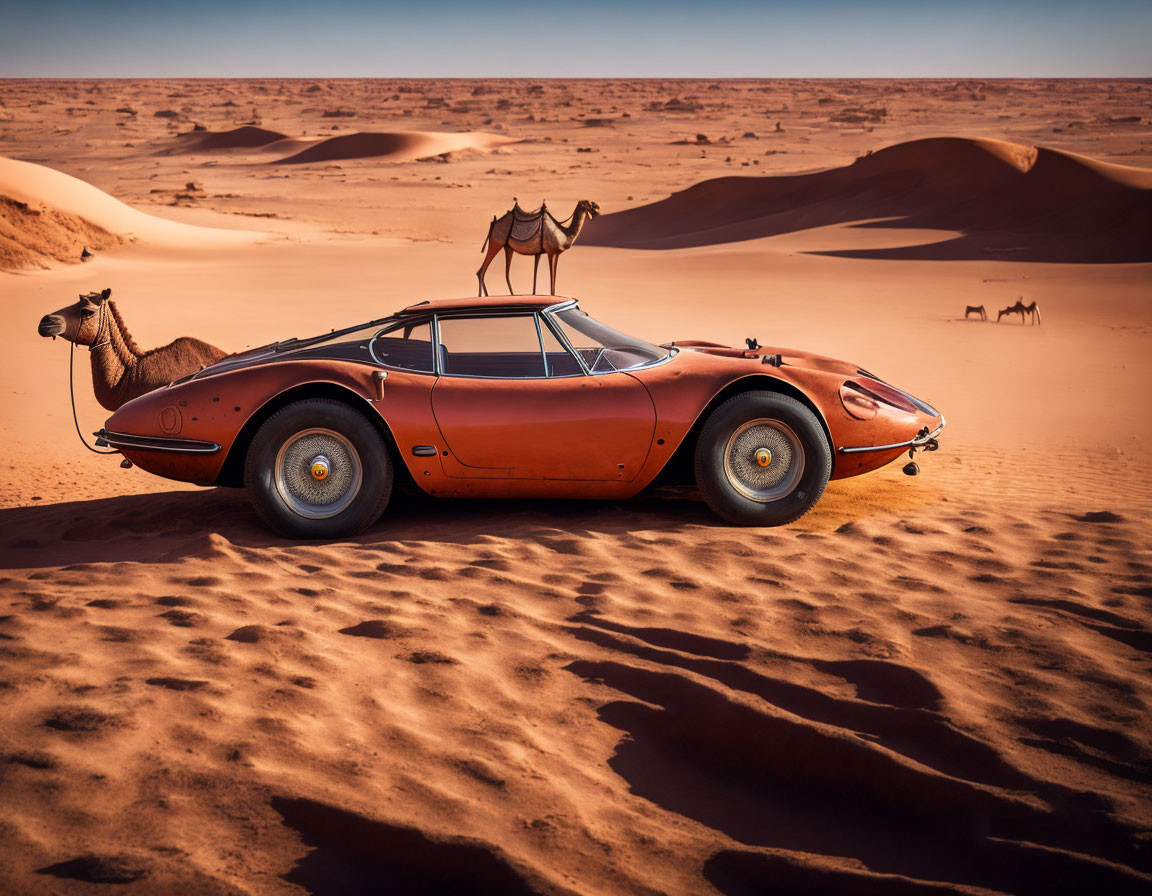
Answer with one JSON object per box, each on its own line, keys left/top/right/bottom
{"left": 310, "top": 455, "right": 330, "bottom": 481}
{"left": 755, "top": 448, "right": 772, "bottom": 467}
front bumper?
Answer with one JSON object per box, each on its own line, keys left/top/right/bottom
{"left": 837, "top": 417, "right": 946, "bottom": 455}
{"left": 94, "top": 428, "right": 222, "bottom": 455}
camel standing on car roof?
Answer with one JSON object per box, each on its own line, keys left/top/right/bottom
{"left": 477, "top": 199, "right": 600, "bottom": 297}
{"left": 37, "top": 288, "right": 227, "bottom": 411}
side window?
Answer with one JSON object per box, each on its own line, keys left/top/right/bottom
{"left": 539, "top": 318, "right": 582, "bottom": 376}
{"left": 437, "top": 315, "right": 546, "bottom": 378}
{"left": 372, "top": 321, "right": 435, "bottom": 373}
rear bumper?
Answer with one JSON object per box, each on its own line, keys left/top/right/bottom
{"left": 837, "top": 417, "right": 945, "bottom": 455}
{"left": 94, "top": 428, "right": 222, "bottom": 455}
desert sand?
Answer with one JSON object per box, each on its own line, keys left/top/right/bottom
{"left": 1, "top": 78, "right": 1150, "bottom": 894}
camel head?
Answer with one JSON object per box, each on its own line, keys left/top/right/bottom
{"left": 577, "top": 199, "right": 601, "bottom": 219}
{"left": 38, "top": 288, "right": 111, "bottom": 345}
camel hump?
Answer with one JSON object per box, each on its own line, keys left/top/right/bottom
{"left": 181, "top": 336, "right": 226, "bottom": 354}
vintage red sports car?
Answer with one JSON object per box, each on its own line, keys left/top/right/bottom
{"left": 96, "top": 296, "right": 944, "bottom": 537}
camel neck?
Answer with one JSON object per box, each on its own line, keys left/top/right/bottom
{"left": 561, "top": 208, "right": 588, "bottom": 244}
{"left": 90, "top": 303, "right": 140, "bottom": 410}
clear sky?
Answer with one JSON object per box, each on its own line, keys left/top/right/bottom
{"left": 1, "top": 0, "right": 1149, "bottom": 78}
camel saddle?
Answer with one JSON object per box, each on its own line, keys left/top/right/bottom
{"left": 507, "top": 202, "right": 549, "bottom": 242}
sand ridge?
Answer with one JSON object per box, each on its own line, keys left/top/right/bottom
{"left": 0, "top": 156, "right": 265, "bottom": 269}
{"left": 583, "top": 137, "right": 1152, "bottom": 261}
{"left": 169, "top": 125, "right": 518, "bottom": 164}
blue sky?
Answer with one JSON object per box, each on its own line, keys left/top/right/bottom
{"left": 1, "top": 0, "right": 1149, "bottom": 77}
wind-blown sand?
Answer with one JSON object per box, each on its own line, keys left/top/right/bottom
{"left": 1, "top": 77, "right": 1150, "bottom": 895}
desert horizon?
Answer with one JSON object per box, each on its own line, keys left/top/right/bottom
{"left": 1, "top": 69, "right": 1150, "bottom": 895}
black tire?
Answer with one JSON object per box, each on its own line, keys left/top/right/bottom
{"left": 695, "top": 391, "right": 831, "bottom": 526}
{"left": 244, "top": 398, "right": 393, "bottom": 539}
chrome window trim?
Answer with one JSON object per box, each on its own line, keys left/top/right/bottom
{"left": 369, "top": 318, "right": 437, "bottom": 375}
{"left": 542, "top": 305, "right": 677, "bottom": 375}
{"left": 540, "top": 310, "right": 592, "bottom": 376}
{"left": 532, "top": 313, "right": 550, "bottom": 375}
{"left": 419, "top": 302, "right": 674, "bottom": 380}
{"left": 432, "top": 310, "right": 585, "bottom": 381}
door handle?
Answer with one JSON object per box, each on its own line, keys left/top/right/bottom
{"left": 372, "top": 370, "right": 388, "bottom": 400}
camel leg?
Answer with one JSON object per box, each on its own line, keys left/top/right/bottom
{"left": 504, "top": 246, "right": 515, "bottom": 295}
{"left": 548, "top": 253, "right": 558, "bottom": 297}
{"left": 533, "top": 254, "right": 541, "bottom": 295}
{"left": 477, "top": 240, "right": 503, "bottom": 297}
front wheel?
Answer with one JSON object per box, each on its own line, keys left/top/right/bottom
{"left": 695, "top": 391, "right": 831, "bottom": 526}
{"left": 245, "top": 398, "right": 392, "bottom": 539}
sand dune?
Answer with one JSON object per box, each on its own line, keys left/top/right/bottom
{"left": 0, "top": 157, "right": 263, "bottom": 266}
{"left": 276, "top": 130, "right": 516, "bottom": 164}
{"left": 0, "top": 195, "right": 119, "bottom": 271}
{"left": 166, "top": 127, "right": 517, "bottom": 165}
{"left": 177, "top": 125, "right": 289, "bottom": 151}
{"left": 583, "top": 137, "right": 1152, "bottom": 262}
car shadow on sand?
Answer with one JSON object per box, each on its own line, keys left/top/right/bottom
{"left": 0, "top": 474, "right": 930, "bottom": 571}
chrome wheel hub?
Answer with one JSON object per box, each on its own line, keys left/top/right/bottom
{"left": 274, "top": 429, "right": 362, "bottom": 519}
{"left": 723, "top": 419, "right": 804, "bottom": 502}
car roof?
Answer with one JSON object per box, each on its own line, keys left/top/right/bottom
{"left": 397, "top": 295, "right": 576, "bottom": 316}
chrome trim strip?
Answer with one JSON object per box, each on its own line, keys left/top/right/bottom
{"left": 431, "top": 314, "right": 443, "bottom": 376}
{"left": 838, "top": 417, "right": 946, "bottom": 455}
{"left": 369, "top": 321, "right": 437, "bottom": 374}
{"left": 542, "top": 305, "right": 677, "bottom": 375}
{"left": 541, "top": 309, "right": 592, "bottom": 376}
{"left": 95, "top": 429, "right": 222, "bottom": 455}
{"left": 532, "top": 313, "right": 550, "bottom": 376}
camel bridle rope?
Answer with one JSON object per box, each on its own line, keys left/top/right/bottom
{"left": 89, "top": 299, "right": 112, "bottom": 352}
{"left": 67, "top": 299, "right": 119, "bottom": 454}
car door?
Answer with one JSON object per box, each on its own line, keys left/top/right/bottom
{"left": 430, "top": 312, "right": 655, "bottom": 481}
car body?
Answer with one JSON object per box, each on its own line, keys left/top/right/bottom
{"left": 97, "top": 296, "right": 944, "bottom": 536}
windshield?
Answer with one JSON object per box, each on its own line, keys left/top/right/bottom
{"left": 549, "top": 308, "right": 670, "bottom": 372}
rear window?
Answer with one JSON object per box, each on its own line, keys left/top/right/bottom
{"left": 371, "top": 321, "right": 435, "bottom": 373}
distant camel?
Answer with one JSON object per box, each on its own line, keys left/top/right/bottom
{"left": 37, "top": 288, "right": 227, "bottom": 411}
{"left": 997, "top": 297, "right": 1042, "bottom": 325}
{"left": 478, "top": 199, "right": 600, "bottom": 296}
{"left": 965, "top": 304, "right": 987, "bottom": 321}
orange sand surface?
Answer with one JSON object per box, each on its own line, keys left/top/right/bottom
{"left": 1, "top": 78, "right": 1150, "bottom": 894}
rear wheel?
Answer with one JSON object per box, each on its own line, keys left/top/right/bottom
{"left": 695, "top": 391, "right": 831, "bottom": 526}
{"left": 245, "top": 399, "right": 392, "bottom": 539}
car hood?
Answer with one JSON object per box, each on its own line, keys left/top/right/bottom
{"left": 673, "top": 341, "right": 862, "bottom": 377}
